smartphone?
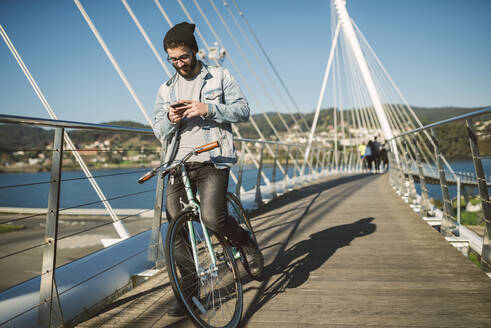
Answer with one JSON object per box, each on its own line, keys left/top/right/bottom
{"left": 171, "top": 102, "right": 186, "bottom": 109}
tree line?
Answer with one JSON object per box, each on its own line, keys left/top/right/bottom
{"left": 0, "top": 106, "right": 489, "bottom": 161}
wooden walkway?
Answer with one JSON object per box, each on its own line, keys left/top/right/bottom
{"left": 76, "top": 173, "right": 491, "bottom": 328}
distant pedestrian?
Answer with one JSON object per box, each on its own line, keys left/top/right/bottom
{"left": 365, "top": 140, "right": 374, "bottom": 171}
{"left": 380, "top": 143, "right": 389, "bottom": 171}
{"left": 372, "top": 136, "right": 381, "bottom": 172}
{"left": 358, "top": 143, "right": 367, "bottom": 171}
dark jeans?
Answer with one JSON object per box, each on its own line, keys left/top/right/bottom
{"left": 166, "top": 162, "right": 248, "bottom": 246}
{"left": 165, "top": 163, "right": 249, "bottom": 297}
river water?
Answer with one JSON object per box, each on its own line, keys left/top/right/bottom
{"left": 0, "top": 159, "right": 489, "bottom": 209}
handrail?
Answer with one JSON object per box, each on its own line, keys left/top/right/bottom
{"left": 234, "top": 137, "right": 307, "bottom": 148}
{"left": 0, "top": 113, "right": 314, "bottom": 148}
{"left": 0, "top": 113, "right": 154, "bottom": 134}
{"left": 391, "top": 107, "right": 491, "bottom": 139}
{"left": 386, "top": 105, "right": 490, "bottom": 274}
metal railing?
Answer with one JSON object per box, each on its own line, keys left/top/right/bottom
{"left": 0, "top": 113, "right": 352, "bottom": 327}
{"left": 388, "top": 107, "right": 491, "bottom": 275}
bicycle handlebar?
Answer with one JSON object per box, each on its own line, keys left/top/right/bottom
{"left": 137, "top": 140, "right": 219, "bottom": 184}
{"left": 137, "top": 170, "right": 156, "bottom": 184}
{"left": 195, "top": 141, "right": 219, "bottom": 154}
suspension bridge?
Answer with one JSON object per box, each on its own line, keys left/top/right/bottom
{"left": 0, "top": 0, "right": 490, "bottom": 327}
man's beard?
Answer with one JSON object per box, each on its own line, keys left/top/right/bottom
{"left": 174, "top": 55, "right": 198, "bottom": 78}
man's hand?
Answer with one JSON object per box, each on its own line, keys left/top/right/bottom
{"left": 169, "top": 100, "right": 208, "bottom": 123}
{"left": 180, "top": 100, "right": 208, "bottom": 118}
{"left": 168, "top": 102, "right": 186, "bottom": 123}
{"left": 167, "top": 106, "right": 183, "bottom": 123}
{"left": 168, "top": 100, "right": 208, "bottom": 123}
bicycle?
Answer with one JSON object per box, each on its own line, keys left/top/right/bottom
{"left": 138, "top": 141, "right": 257, "bottom": 328}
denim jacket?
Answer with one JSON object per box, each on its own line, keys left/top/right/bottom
{"left": 153, "top": 62, "right": 250, "bottom": 168}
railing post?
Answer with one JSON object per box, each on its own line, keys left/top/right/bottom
{"left": 236, "top": 141, "right": 246, "bottom": 202}
{"left": 403, "top": 141, "right": 418, "bottom": 204}
{"left": 431, "top": 128, "right": 457, "bottom": 237}
{"left": 395, "top": 143, "right": 405, "bottom": 196}
{"left": 388, "top": 150, "right": 394, "bottom": 184}
{"left": 466, "top": 119, "right": 491, "bottom": 275}
{"left": 148, "top": 149, "right": 166, "bottom": 269}
{"left": 255, "top": 142, "right": 265, "bottom": 206}
{"left": 38, "top": 127, "right": 65, "bottom": 328}
{"left": 456, "top": 176, "right": 461, "bottom": 226}
{"left": 462, "top": 184, "right": 470, "bottom": 204}
{"left": 309, "top": 146, "right": 316, "bottom": 181}
{"left": 321, "top": 148, "right": 327, "bottom": 176}
{"left": 349, "top": 150, "right": 353, "bottom": 172}
{"left": 327, "top": 150, "right": 332, "bottom": 174}
{"left": 283, "top": 144, "right": 290, "bottom": 191}
{"left": 414, "top": 138, "right": 432, "bottom": 217}
{"left": 303, "top": 146, "right": 311, "bottom": 183}
{"left": 310, "top": 147, "right": 316, "bottom": 179}
{"left": 315, "top": 147, "right": 321, "bottom": 178}
{"left": 343, "top": 150, "right": 347, "bottom": 172}
{"left": 271, "top": 144, "right": 278, "bottom": 199}
{"left": 395, "top": 149, "right": 404, "bottom": 194}
{"left": 349, "top": 150, "right": 354, "bottom": 172}
{"left": 307, "top": 146, "right": 315, "bottom": 182}
{"left": 292, "top": 147, "right": 298, "bottom": 189}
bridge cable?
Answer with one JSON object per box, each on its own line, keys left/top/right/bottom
{"left": 302, "top": 22, "right": 341, "bottom": 175}
{"left": 73, "top": 0, "right": 152, "bottom": 127}
{"left": 205, "top": 0, "right": 314, "bottom": 175}
{"left": 0, "top": 23, "right": 130, "bottom": 239}
{"left": 358, "top": 30, "right": 433, "bottom": 168}
{"left": 215, "top": 0, "right": 307, "bottom": 136}
{"left": 230, "top": 0, "right": 311, "bottom": 131}
{"left": 341, "top": 31, "right": 366, "bottom": 170}
{"left": 201, "top": 0, "right": 301, "bottom": 163}
{"left": 121, "top": 0, "right": 173, "bottom": 78}
{"left": 351, "top": 19, "right": 459, "bottom": 178}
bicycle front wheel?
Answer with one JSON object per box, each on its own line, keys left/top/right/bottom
{"left": 165, "top": 210, "right": 243, "bottom": 328}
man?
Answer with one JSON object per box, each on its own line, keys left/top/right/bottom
{"left": 153, "top": 22, "right": 264, "bottom": 317}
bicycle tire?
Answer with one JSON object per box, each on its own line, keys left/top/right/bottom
{"left": 165, "top": 210, "right": 243, "bottom": 328}
{"left": 226, "top": 192, "right": 264, "bottom": 281}
{"left": 226, "top": 192, "right": 257, "bottom": 245}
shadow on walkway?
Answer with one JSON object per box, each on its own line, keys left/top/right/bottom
{"left": 242, "top": 214, "right": 376, "bottom": 325}
{"left": 249, "top": 174, "right": 375, "bottom": 221}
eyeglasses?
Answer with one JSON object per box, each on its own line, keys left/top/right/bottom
{"left": 167, "top": 53, "right": 191, "bottom": 64}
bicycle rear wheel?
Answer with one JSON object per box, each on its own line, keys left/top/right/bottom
{"left": 165, "top": 210, "right": 243, "bottom": 328}
{"left": 226, "top": 192, "right": 257, "bottom": 244}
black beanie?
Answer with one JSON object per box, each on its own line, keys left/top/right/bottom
{"left": 163, "top": 22, "right": 198, "bottom": 52}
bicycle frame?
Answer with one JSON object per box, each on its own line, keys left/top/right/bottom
{"left": 179, "top": 164, "right": 218, "bottom": 279}
{"left": 138, "top": 141, "right": 223, "bottom": 281}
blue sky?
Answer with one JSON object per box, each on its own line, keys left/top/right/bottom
{"left": 0, "top": 0, "right": 490, "bottom": 125}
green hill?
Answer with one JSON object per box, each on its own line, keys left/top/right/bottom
{"left": 0, "top": 106, "right": 489, "bottom": 162}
